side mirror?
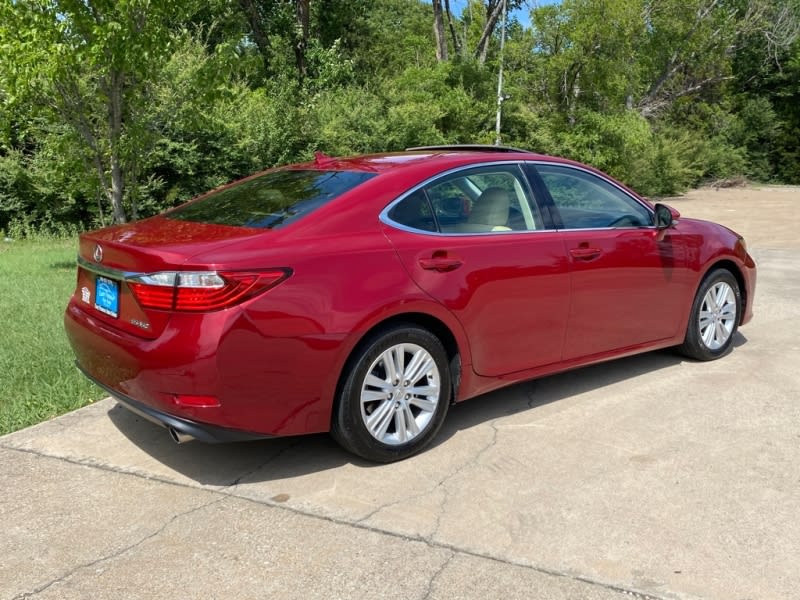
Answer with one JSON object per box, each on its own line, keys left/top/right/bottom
{"left": 654, "top": 203, "right": 679, "bottom": 229}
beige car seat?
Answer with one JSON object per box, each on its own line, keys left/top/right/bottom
{"left": 454, "top": 187, "right": 512, "bottom": 233}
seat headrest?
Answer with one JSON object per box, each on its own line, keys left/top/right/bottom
{"left": 469, "top": 187, "right": 510, "bottom": 226}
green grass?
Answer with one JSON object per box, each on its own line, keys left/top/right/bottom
{"left": 0, "top": 238, "right": 104, "bottom": 435}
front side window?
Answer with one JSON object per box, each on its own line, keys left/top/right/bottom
{"left": 536, "top": 164, "right": 652, "bottom": 229}
{"left": 167, "top": 169, "right": 376, "bottom": 229}
{"left": 387, "top": 164, "right": 541, "bottom": 234}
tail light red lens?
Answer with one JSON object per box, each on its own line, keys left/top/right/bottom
{"left": 127, "top": 282, "right": 176, "bottom": 310}
{"left": 128, "top": 269, "right": 290, "bottom": 312}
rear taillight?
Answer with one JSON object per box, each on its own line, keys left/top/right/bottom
{"left": 127, "top": 269, "right": 290, "bottom": 312}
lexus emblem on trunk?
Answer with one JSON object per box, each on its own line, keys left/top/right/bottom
{"left": 93, "top": 245, "right": 103, "bottom": 263}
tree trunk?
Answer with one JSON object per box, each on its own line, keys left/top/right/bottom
{"left": 637, "top": 0, "right": 719, "bottom": 116}
{"left": 109, "top": 154, "right": 126, "bottom": 224}
{"left": 432, "top": 0, "right": 448, "bottom": 62}
{"left": 294, "top": 0, "right": 310, "bottom": 79}
{"left": 238, "top": 0, "right": 271, "bottom": 75}
{"left": 443, "top": 0, "right": 463, "bottom": 57}
{"left": 475, "top": 0, "right": 504, "bottom": 65}
{"left": 107, "top": 70, "right": 127, "bottom": 224}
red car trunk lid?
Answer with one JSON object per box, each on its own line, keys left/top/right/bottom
{"left": 73, "top": 217, "right": 265, "bottom": 338}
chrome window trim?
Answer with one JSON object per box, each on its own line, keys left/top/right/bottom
{"left": 379, "top": 160, "right": 551, "bottom": 237}
{"left": 546, "top": 225, "right": 658, "bottom": 233}
{"left": 385, "top": 222, "right": 552, "bottom": 237}
{"left": 527, "top": 160, "right": 658, "bottom": 231}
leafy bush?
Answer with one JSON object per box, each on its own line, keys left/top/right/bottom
{"left": 306, "top": 86, "right": 389, "bottom": 155}
{"left": 0, "top": 149, "right": 32, "bottom": 232}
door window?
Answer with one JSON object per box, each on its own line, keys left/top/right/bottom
{"left": 536, "top": 164, "right": 653, "bottom": 229}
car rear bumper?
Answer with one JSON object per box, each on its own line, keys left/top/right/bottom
{"left": 64, "top": 299, "right": 347, "bottom": 437}
{"left": 77, "top": 363, "right": 270, "bottom": 443}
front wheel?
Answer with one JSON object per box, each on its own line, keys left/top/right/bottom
{"left": 331, "top": 324, "right": 451, "bottom": 463}
{"left": 678, "top": 268, "right": 741, "bottom": 361}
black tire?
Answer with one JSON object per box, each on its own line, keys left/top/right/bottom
{"left": 331, "top": 324, "right": 451, "bottom": 463}
{"left": 678, "top": 268, "right": 741, "bottom": 361}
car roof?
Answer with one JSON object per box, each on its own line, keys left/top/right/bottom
{"left": 289, "top": 146, "right": 563, "bottom": 175}
{"left": 283, "top": 146, "right": 647, "bottom": 205}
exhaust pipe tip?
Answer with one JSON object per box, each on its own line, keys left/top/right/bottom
{"left": 168, "top": 427, "right": 195, "bottom": 445}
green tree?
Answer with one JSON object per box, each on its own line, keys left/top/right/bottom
{"left": 0, "top": 0, "right": 193, "bottom": 223}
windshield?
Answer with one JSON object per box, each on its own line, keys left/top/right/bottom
{"left": 167, "top": 169, "right": 376, "bottom": 229}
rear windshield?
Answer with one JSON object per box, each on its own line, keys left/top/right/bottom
{"left": 167, "top": 169, "right": 376, "bottom": 229}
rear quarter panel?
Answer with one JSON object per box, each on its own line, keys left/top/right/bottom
{"left": 204, "top": 228, "right": 472, "bottom": 434}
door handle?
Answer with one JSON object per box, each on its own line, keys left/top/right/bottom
{"left": 419, "top": 253, "right": 463, "bottom": 272}
{"left": 569, "top": 247, "right": 602, "bottom": 260}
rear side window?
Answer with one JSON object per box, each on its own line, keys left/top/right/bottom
{"left": 386, "top": 164, "right": 542, "bottom": 234}
{"left": 167, "top": 170, "right": 376, "bottom": 229}
{"left": 387, "top": 190, "right": 437, "bottom": 232}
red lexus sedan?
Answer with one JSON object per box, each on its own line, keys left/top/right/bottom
{"left": 65, "top": 146, "right": 756, "bottom": 462}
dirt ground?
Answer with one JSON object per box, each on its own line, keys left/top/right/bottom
{"left": 663, "top": 184, "right": 799, "bottom": 249}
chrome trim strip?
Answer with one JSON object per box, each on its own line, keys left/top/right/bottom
{"left": 383, "top": 223, "right": 555, "bottom": 237}
{"left": 554, "top": 225, "right": 659, "bottom": 233}
{"left": 77, "top": 255, "right": 138, "bottom": 280}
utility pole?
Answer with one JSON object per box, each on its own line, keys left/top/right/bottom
{"left": 494, "top": 0, "right": 508, "bottom": 146}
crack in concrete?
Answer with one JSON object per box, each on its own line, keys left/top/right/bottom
{"left": 226, "top": 439, "right": 303, "bottom": 488}
{"left": 10, "top": 496, "right": 225, "bottom": 600}
{"left": 419, "top": 551, "right": 455, "bottom": 600}
{"left": 353, "top": 477, "right": 440, "bottom": 527}
{"left": 424, "top": 488, "right": 450, "bottom": 542}
{"left": 1, "top": 443, "right": 670, "bottom": 600}
{"left": 426, "top": 419, "right": 501, "bottom": 543}
{"left": 354, "top": 419, "right": 501, "bottom": 535}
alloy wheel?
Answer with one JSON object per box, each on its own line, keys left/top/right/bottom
{"left": 359, "top": 343, "right": 441, "bottom": 445}
{"left": 698, "top": 281, "right": 737, "bottom": 350}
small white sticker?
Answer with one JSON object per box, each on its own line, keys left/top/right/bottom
{"left": 81, "top": 286, "right": 90, "bottom": 303}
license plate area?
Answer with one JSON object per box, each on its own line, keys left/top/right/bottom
{"left": 94, "top": 276, "right": 120, "bottom": 318}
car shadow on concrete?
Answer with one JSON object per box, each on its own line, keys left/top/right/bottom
{"left": 107, "top": 404, "right": 354, "bottom": 486}
{"left": 432, "top": 347, "right": 685, "bottom": 448}
{"left": 107, "top": 334, "right": 747, "bottom": 486}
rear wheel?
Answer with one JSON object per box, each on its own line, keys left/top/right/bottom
{"left": 679, "top": 268, "right": 741, "bottom": 361}
{"left": 332, "top": 324, "right": 451, "bottom": 462}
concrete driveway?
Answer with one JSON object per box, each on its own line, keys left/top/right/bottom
{"left": 2, "top": 186, "right": 798, "bottom": 600}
